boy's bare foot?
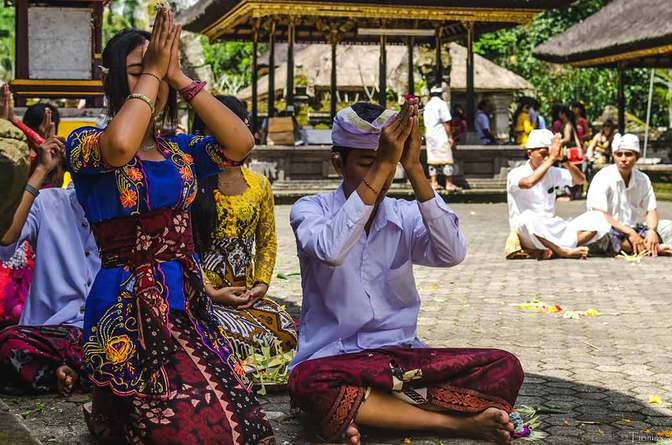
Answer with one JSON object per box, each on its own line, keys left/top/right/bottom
{"left": 446, "top": 407, "right": 513, "bottom": 444}
{"left": 56, "top": 364, "right": 78, "bottom": 396}
{"left": 345, "top": 422, "right": 361, "bottom": 445}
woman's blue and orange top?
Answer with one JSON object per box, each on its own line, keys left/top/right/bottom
{"left": 65, "top": 126, "right": 245, "bottom": 397}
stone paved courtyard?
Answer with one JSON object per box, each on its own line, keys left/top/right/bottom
{"left": 2, "top": 200, "right": 672, "bottom": 445}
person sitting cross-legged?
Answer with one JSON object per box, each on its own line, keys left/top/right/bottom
{"left": 506, "top": 129, "right": 610, "bottom": 260}
{"left": 0, "top": 133, "right": 99, "bottom": 396}
{"left": 288, "top": 100, "right": 524, "bottom": 445}
{"left": 586, "top": 133, "right": 672, "bottom": 256}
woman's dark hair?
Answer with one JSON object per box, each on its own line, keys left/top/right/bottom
{"left": 559, "top": 105, "right": 574, "bottom": 124}
{"left": 23, "top": 103, "right": 60, "bottom": 134}
{"left": 559, "top": 105, "right": 577, "bottom": 143}
{"left": 603, "top": 118, "right": 615, "bottom": 130}
{"left": 102, "top": 29, "right": 177, "bottom": 127}
{"left": 571, "top": 101, "right": 587, "bottom": 119}
{"left": 477, "top": 99, "right": 490, "bottom": 111}
{"left": 192, "top": 95, "right": 249, "bottom": 135}
{"left": 452, "top": 104, "right": 465, "bottom": 119}
{"left": 191, "top": 95, "right": 250, "bottom": 254}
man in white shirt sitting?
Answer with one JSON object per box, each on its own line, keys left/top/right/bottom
{"left": 507, "top": 129, "right": 610, "bottom": 259}
{"left": 587, "top": 133, "right": 671, "bottom": 256}
{"left": 288, "top": 100, "right": 523, "bottom": 445}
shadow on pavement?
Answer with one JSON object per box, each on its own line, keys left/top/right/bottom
{"left": 2, "top": 373, "right": 670, "bottom": 444}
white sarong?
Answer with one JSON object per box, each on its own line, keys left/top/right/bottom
{"left": 514, "top": 210, "right": 610, "bottom": 250}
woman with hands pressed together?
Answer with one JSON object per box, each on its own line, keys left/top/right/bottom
{"left": 191, "top": 96, "right": 297, "bottom": 364}
{"left": 64, "top": 7, "right": 274, "bottom": 444}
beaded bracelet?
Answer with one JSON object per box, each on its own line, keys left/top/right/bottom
{"left": 127, "top": 93, "right": 155, "bottom": 114}
{"left": 361, "top": 176, "right": 379, "bottom": 194}
{"left": 179, "top": 80, "right": 207, "bottom": 103}
{"left": 24, "top": 183, "right": 40, "bottom": 198}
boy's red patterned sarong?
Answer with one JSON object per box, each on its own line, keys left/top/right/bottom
{"left": 289, "top": 347, "right": 524, "bottom": 440}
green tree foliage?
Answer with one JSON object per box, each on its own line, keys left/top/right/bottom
{"left": 201, "top": 39, "right": 266, "bottom": 95}
{"left": 0, "top": 5, "right": 14, "bottom": 81}
{"left": 474, "top": 0, "right": 669, "bottom": 128}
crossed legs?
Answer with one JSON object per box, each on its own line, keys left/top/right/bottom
{"left": 347, "top": 390, "right": 514, "bottom": 444}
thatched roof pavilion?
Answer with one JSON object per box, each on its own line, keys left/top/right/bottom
{"left": 533, "top": 0, "right": 672, "bottom": 68}
{"left": 533, "top": 0, "right": 672, "bottom": 133}
{"left": 181, "top": 0, "right": 573, "bottom": 45}
{"left": 179, "top": 0, "right": 572, "bottom": 133}
{"left": 238, "top": 42, "right": 532, "bottom": 99}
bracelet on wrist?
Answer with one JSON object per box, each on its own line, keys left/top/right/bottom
{"left": 362, "top": 176, "right": 379, "bottom": 194}
{"left": 126, "top": 93, "right": 155, "bottom": 114}
{"left": 24, "top": 183, "right": 39, "bottom": 198}
{"left": 141, "top": 72, "right": 162, "bottom": 83}
{"left": 179, "top": 80, "right": 207, "bottom": 103}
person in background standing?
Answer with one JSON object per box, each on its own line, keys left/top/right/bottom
{"left": 424, "top": 86, "right": 459, "bottom": 192}
{"left": 558, "top": 106, "right": 584, "bottom": 200}
{"left": 572, "top": 102, "right": 591, "bottom": 146}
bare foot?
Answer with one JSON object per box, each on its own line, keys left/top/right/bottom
{"left": 445, "top": 407, "right": 513, "bottom": 444}
{"left": 56, "top": 364, "right": 78, "bottom": 396}
{"left": 537, "top": 248, "right": 554, "bottom": 260}
{"left": 345, "top": 422, "right": 361, "bottom": 445}
{"left": 659, "top": 244, "right": 672, "bottom": 256}
{"left": 557, "top": 246, "right": 589, "bottom": 259}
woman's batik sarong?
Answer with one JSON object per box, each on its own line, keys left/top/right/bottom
{"left": 289, "top": 347, "right": 524, "bottom": 441}
{"left": 85, "top": 310, "right": 274, "bottom": 444}
{"left": 212, "top": 298, "right": 297, "bottom": 362}
{"left": 0, "top": 324, "right": 84, "bottom": 394}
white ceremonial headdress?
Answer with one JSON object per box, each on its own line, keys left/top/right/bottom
{"left": 612, "top": 133, "right": 640, "bottom": 153}
{"left": 525, "top": 129, "right": 554, "bottom": 150}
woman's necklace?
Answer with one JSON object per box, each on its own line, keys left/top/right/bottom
{"left": 139, "top": 142, "right": 156, "bottom": 152}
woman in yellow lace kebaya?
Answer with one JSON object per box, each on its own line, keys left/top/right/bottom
{"left": 191, "top": 96, "right": 297, "bottom": 362}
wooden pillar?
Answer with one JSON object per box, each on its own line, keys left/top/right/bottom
{"left": 92, "top": 2, "right": 104, "bottom": 107}
{"left": 251, "top": 28, "right": 259, "bottom": 135}
{"left": 466, "top": 22, "right": 475, "bottom": 130}
{"left": 267, "top": 22, "right": 276, "bottom": 118}
{"left": 434, "top": 29, "right": 442, "bottom": 88}
{"left": 14, "top": 0, "right": 29, "bottom": 106}
{"left": 286, "top": 20, "right": 295, "bottom": 115}
{"left": 330, "top": 33, "right": 338, "bottom": 121}
{"left": 378, "top": 34, "right": 387, "bottom": 107}
{"left": 407, "top": 37, "right": 414, "bottom": 96}
{"left": 618, "top": 65, "right": 626, "bottom": 134}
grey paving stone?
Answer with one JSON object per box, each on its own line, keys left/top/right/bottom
{"left": 3, "top": 200, "right": 672, "bottom": 444}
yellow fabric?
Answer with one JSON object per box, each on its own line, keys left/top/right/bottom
{"left": 62, "top": 171, "right": 72, "bottom": 188}
{"left": 202, "top": 168, "right": 277, "bottom": 289}
{"left": 505, "top": 230, "right": 546, "bottom": 260}
{"left": 515, "top": 112, "right": 533, "bottom": 148}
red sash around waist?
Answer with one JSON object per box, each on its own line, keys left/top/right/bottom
{"left": 93, "top": 208, "right": 201, "bottom": 381}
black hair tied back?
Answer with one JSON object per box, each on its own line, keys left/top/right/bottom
{"left": 101, "top": 29, "right": 178, "bottom": 128}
